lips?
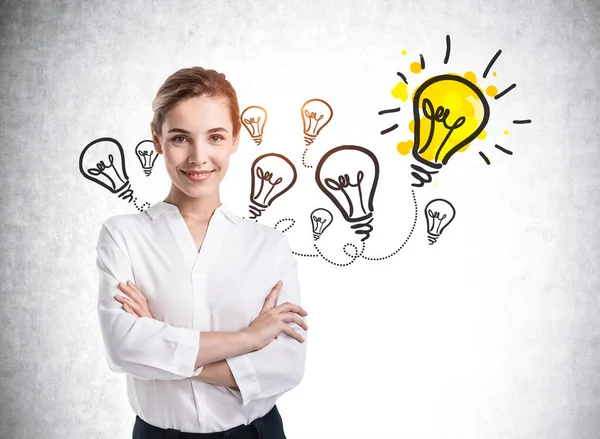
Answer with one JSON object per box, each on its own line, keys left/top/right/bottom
{"left": 184, "top": 170, "right": 213, "bottom": 175}
{"left": 181, "top": 169, "right": 214, "bottom": 182}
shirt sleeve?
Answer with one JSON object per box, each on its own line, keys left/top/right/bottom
{"left": 96, "top": 220, "right": 204, "bottom": 381}
{"left": 225, "top": 233, "right": 307, "bottom": 406}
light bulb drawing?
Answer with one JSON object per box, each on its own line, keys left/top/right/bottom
{"left": 79, "top": 137, "right": 150, "bottom": 212}
{"left": 310, "top": 208, "right": 333, "bottom": 241}
{"left": 135, "top": 139, "right": 159, "bottom": 176}
{"left": 301, "top": 99, "right": 333, "bottom": 146}
{"left": 241, "top": 106, "right": 268, "bottom": 145}
{"left": 425, "top": 198, "right": 455, "bottom": 245}
{"left": 407, "top": 74, "right": 490, "bottom": 186}
{"left": 315, "top": 145, "right": 379, "bottom": 242}
{"left": 249, "top": 153, "right": 297, "bottom": 219}
{"left": 379, "top": 34, "right": 531, "bottom": 187}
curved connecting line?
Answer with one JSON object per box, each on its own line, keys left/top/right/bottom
{"left": 361, "top": 189, "right": 418, "bottom": 261}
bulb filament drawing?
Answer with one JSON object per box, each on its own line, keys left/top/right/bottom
{"left": 241, "top": 106, "right": 268, "bottom": 145}
{"left": 79, "top": 137, "right": 150, "bottom": 212}
{"left": 310, "top": 208, "right": 333, "bottom": 240}
{"left": 315, "top": 145, "right": 379, "bottom": 241}
{"left": 249, "top": 153, "right": 297, "bottom": 219}
{"left": 135, "top": 140, "right": 159, "bottom": 176}
{"left": 301, "top": 99, "right": 333, "bottom": 146}
{"left": 425, "top": 198, "right": 456, "bottom": 245}
{"left": 409, "top": 75, "right": 490, "bottom": 187}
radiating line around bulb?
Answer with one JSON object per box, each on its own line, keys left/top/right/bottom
{"left": 494, "top": 144, "right": 513, "bottom": 154}
{"left": 444, "top": 35, "right": 451, "bottom": 64}
{"left": 479, "top": 151, "right": 491, "bottom": 164}
{"left": 494, "top": 83, "right": 517, "bottom": 100}
{"left": 380, "top": 124, "right": 398, "bottom": 135}
{"left": 483, "top": 49, "right": 502, "bottom": 78}
{"left": 378, "top": 107, "right": 401, "bottom": 115}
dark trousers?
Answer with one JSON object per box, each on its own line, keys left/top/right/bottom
{"left": 132, "top": 404, "right": 286, "bottom": 439}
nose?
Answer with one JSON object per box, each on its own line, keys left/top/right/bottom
{"left": 188, "top": 141, "right": 209, "bottom": 164}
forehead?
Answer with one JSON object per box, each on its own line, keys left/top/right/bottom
{"left": 163, "top": 95, "right": 232, "bottom": 130}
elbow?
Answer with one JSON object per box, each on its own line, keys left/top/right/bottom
{"left": 105, "top": 350, "right": 129, "bottom": 375}
{"left": 97, "top": 304, "right": 142, "bottom": 368}
{"left": 104, "top": 338, "right": 132, "bottom": 372}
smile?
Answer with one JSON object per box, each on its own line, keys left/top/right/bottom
{"left": 181, "top": 170, "right": 214, "bottom": 182}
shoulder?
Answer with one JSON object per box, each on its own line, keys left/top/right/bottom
{"left": 97, "top": 211, "right": 148, "bottom": 247}
{"left": 236, "top": 217, "right": 289, "bottom": 248}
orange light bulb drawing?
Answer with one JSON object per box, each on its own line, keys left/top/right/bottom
{"left": 241, "top": 106, "right": 267, "bottom": 145}
{"left": 301, "top": 99, "right": 333, "bottom": 146}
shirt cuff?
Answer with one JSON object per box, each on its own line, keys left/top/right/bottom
{"left": 226, "top": 354, "right": 261, "bottom": 406}
{"left": 172, "top": 326, "right": 202, "bottom": 378}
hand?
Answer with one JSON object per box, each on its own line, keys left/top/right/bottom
{"left": 243, "top": 280, "right": 308, "bottom": 351}
{"left": 114, "top": 280, "right": 154, "bottom": 319}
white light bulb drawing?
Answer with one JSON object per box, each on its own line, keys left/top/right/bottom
{"left": 135, "top": 139, "right": 159, "bottom": 176}
{"left": 315, "top": 145, "right": 379, "bottom": 242}
{"left": 301, "top": 99, "right": 333, "bottom": 146}
{"left": 310, "top": 208, "right": 333, "bottom": 241}
{"left": 241, "top": 106, "right": 268, "bottom": 145}
{"left": 79, "top": 137, "right": 150, "bottom": 213}
{"left": 425, "top": 198, "right": 456, "bottom": 245}
{"left": 249, "top": 153, "right": 297, "bottom": 219}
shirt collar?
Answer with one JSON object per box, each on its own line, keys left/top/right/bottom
{"left": 145, "top": 201, "right": 239, "bottom": 225}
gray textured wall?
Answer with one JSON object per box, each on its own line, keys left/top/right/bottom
{"left": 1, "top": 0, "right": 599, "bottom": 438}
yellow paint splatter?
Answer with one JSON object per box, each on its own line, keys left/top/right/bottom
{"left": 408, "top": 119, "right": 415, "bottom": 133}
{"left": 486, "top": 85, "right": 498, "bottom": 97}
{"left": 478, "top": 130, "right": 487, "bottom": 140}
{"left": 464, "top": 71, "right": 477, "bottom": 84}
{"left": 397, "top": 140, "right": 414, "bottom": 155}
{"left": 410, "top": 62, "right": 422, "bottom": 74}
{"left": 493, "top": 71, "right": 497, "bottom": 77}
{"left": 391, "top": 81, "right": 408, "bottom": 102}
{"left": 402, "top": 50, "right": 407, "bottom": 55}
{"left": 504, "top": 130, "right": 509, "bottom": 135}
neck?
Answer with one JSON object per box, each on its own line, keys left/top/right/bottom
{"left": 163, "top": 185, "right": 222, "bottom": 222}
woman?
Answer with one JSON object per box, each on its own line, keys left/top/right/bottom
{"left": 95, "top": 66, "right": 308, "bottom": 439}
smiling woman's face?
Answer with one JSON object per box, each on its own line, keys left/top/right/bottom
{"left": 152, "top": 95, "right": 239, "bottom": 200}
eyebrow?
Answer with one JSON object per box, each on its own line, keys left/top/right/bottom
{"left": 167, "top": 127, "right": 229, "bottom": 134}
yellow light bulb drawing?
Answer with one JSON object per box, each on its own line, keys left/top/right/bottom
{"left": 382, "top": 35, "right": 532, "bottom": 185}
{"left": 409, "top": 74, "right": 490, "bottom": 186}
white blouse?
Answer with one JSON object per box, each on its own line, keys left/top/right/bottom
{"left": 95, "top": 201, "right": 307, "bottom": 433}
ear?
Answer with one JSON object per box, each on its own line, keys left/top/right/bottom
{"left": 151, "top": 129, "right": 163, "bottom": 154}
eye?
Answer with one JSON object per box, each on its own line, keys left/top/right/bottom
{"left": 210, "top": 135, "right": 225, "bottom": 143}
{"left": 173, "top": 135, "right": 187, "bottom": 143}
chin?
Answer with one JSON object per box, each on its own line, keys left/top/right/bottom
{"left": 179, "top": 181, "right": 221, "bottom": 198}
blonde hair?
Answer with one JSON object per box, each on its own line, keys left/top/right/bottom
{"left": 150, "top": 66, "right": 241, "bottom": 138}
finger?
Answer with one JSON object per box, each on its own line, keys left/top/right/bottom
{"left": 117, "top": 282, "right": 139, "bottom": 303}
{"left": 126, "top": 281, "right": 148, "bottom": 303}
{"left": 123, "top": 302, "right": 139, "bottom": 318}
{"left": 279, "top": 313, "right": 308, "bottom": 331}
{"left": 281, "top": 326, "right": 305, "bottom": 343}
{"left": 273, "top": 302, "right": 307, "bottom": 316}
{"left": 116, "top": 294, "right": 143, "bottom": 315}
{"left": 119, "top": 281, "right": 146, "bottom": 305}
{"left": 117, "top": 283, "right": 137, "bottom": 301}
{"left": 260, "top": 281, "right": 282, "bottom": 312}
